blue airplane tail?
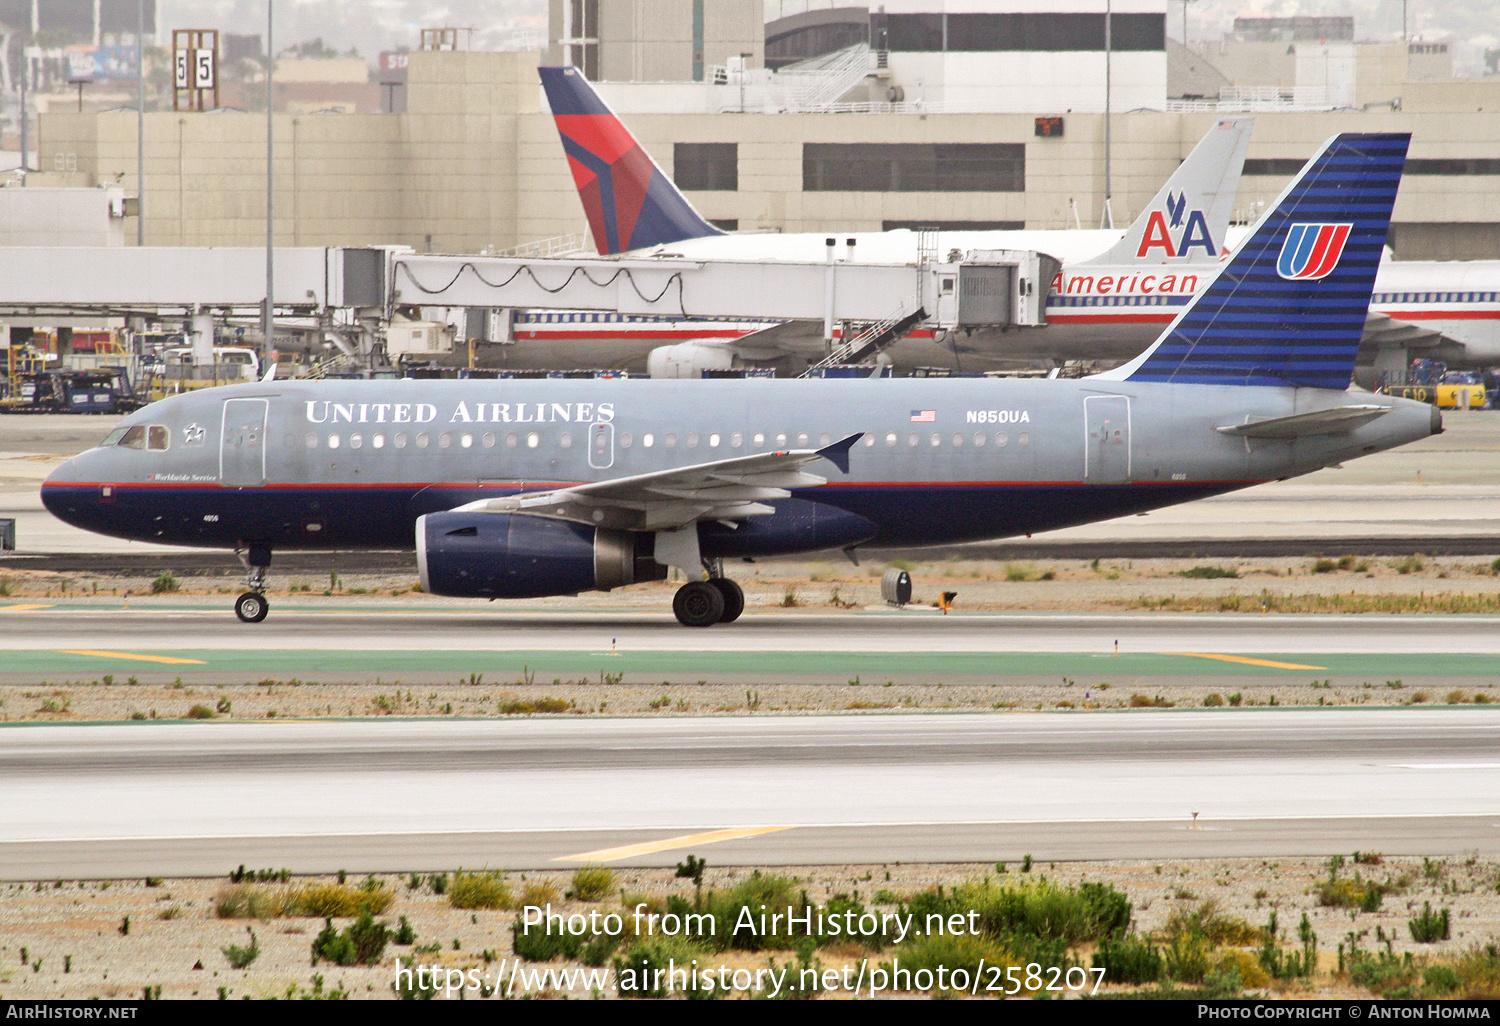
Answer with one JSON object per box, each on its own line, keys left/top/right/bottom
{"left": 539, "top": 66, "right": 724, "bottom": 255}
{"left": 1121, "top": 132, "right": 1409, "bottom": 390}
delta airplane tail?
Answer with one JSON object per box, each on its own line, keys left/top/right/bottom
{"left": 1115, "top": 132, "right": 1410, "bottom": 390}
{"left": 539, "top": 65, "right": 724, "bottom": 255}
{"left": 1081, "top": 117, "right": 1253, "bottom": 267}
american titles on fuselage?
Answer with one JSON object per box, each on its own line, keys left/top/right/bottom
{"left": 1047, "top": 271, "right": 1203, "bottom": 297}
{"left": 304, "top": 400, "right": 618, "bottom": 426}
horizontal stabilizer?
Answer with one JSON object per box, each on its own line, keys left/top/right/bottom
{"left": 1215, "top": 404, "right": 1391, "bottom": 438}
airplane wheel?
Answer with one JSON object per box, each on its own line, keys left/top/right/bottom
{"left": 235, "top": 592, "right": 269, "bottom": 623}
{"left": 710, "top": 578, "right": 744, "bottom": 623}
{"left": 673, "top": 581, "right": 725, "bottom": 627}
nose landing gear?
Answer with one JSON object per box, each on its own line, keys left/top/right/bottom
{"left": 234, "top": 545, "right": 272, "bottom": 623}
{"left": 671, "top": 575, "right": 745, "bottom": 627}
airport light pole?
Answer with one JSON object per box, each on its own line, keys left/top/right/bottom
{"left": 136, "top": 0, "right": 144, "bottom": 245}
{"left": 1102, "top": 0, "right": 1113, "bottom": 229}
{"left": 264, "top": 1, "right": 275, "bottom": 355}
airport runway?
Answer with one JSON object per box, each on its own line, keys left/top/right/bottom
{"left": 2, "top": 709, "right": 1497, "bottom": 878}
{"left": 3, "top": 607, "right": 1500, "bottom": 682}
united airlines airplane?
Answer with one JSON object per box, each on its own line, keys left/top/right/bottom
{"left": 43, "top": 133, "right": 1435, "bottom": 627}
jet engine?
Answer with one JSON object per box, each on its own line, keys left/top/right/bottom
{"left": 645, "top": 342, "right": 738, "bottom": 379}
{"left": 417, "top": 512, "right": 665, "bottom": 599}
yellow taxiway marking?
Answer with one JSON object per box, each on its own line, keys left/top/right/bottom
{"left": 556, "top": 826, "right": 793, "bottom": 863}
{"left": 57, "top": 650, "right": 207, "bottom": 665}
{"left": 1, "top": 604, "right": 55, "bottom": 611}
{"left": 1164, "top": 652, "right": 1327, "bottom": 671}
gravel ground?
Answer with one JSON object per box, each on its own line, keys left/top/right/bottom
{"left": 1, "top": 856, "right": 1496, "bottom": 1000}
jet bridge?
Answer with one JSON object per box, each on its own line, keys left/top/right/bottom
{"left": 390, "top": 249, "right": 1057, "bottom": 333}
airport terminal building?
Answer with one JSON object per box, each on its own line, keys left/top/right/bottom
{"left": 23, "top": 0, "right": 1500, "bottom": 261}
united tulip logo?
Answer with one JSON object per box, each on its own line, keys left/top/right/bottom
{"left": 1276, "top": 223, "right": 1353, "bottom": 280}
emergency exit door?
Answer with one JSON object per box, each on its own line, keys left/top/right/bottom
{"left": 220, "top": 398, "right": 268, "bottom": 487}
{"left": 1084, "top": 395, "right": 1131, "bottom": 483}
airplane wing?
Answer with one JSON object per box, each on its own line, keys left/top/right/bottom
{"left": 1362, "top": 310, "right": 1448, "bottom": 351}
{"left": 451, "top": 433, "right": 862, "bottom": 532}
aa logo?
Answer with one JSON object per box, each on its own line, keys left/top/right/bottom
{"left": 1277, "top": 223, "right": 1352, "bottom": 280}
{"left": 1135, "top": 192, "right": 1216, "bottom": 259}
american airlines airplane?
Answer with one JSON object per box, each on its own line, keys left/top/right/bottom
{"left": 43, "top": 132, "right": 1435, "bottom": 627}
{"left": 535, "top": 66, "right": 1500, "bottom": 375}
{"left": 505, "top": 66, "right": 1251, "bottom": 376}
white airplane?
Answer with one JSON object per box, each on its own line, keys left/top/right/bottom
{"left": 535, "top": 66, "right": 1500, "bottom": 379}
{"left": 513, "top": 66, "right": 1252, "bottom": 376}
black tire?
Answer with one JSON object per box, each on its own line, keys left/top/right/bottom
{"left": 235, "top": 592, "right": 269, "bottom": 623}
{"left": 673, "top": 581, "right": 725, "bottom": 627}
{"left": 709, "top": 578, "right": 744, "bottom": 623}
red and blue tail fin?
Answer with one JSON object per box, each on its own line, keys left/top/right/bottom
{"left": 540, "top": 66, "right": 724, "bottom": 255}
{"left": 1116, "top": 133, "right": 1409, "bottom": 390}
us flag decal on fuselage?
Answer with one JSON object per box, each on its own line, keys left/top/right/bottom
{"left": 910, "top": 410, "right": 936, "bottom": 423}
{"left": 1277, "top": 223, "right": 1352, "bottom": 280}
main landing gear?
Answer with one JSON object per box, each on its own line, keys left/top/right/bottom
{"left": 234, "top": 546, "right": 272, "bottom": 623}
{"left": 672, "top": 577, "right": 744, "bottom": 627}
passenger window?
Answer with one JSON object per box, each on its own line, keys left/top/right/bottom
{"left": 930, "top": 432, "right": 941, "bottom": 447}
{"left": 305, "top": 433, "right": 318, "bottom": 449}
{"left": 559, "top": 432, "right": 572, "bottom": 449}
{"left": 951, "top": 433, "right": 964, "bottom": 447}
{"left": 147, "top": 425, "right": 169, "bottom": 451}
{"left": 395, "top": 433, "right": 408, "bottom": 449}
{"left": 819, "top": 432, "right": 831, "bottom": 446}
{"left": 372, "top": 433, "right": 386, "bottom": 449}
{"left": 505, "top": 433, "right": 518, "bottom": 448}
{"left": 439, "top": 433, "right": 451, "bottom": 449}
{"left": 461, "top": 433, "right": 474, "bottom": 448}
{"left": 686, "top": 432, "right": 698, "bottom": 448}
{"left": 885, "top": 432, "right": 897, "bottom": 447}
{"left": 863, "top": 434, "right": 875, "bottom": 446}
{"left": 973, "top": 432, "right": 986, "bottom": 446}
{"left": 709, "top": 433, "right": 721, "bottom": 448}
{"left": 796, "top": 432, "right": 809, "bottom": 446}
{"left": 620, "top": 432, "right": 633, "bottom": 448}
{"left": 416, "top": 433, "right": 429, "bottom": 448}
{"left": 753, "top": 433, "right": 765, "bottom": 447}
{"left": 328, "top": 434, "right": 341, "bottom": 449}
{"left": 996, "top": 433, "right": 1008, "bottom": 447}
{"left": 118, "top": 425, "right": 146, "bottom": 449}
{"left": 1019, "top": 433, "right": 1031, "bottom": 446}
{"left": 775, "top": 432, "right": 787, "bottom": 447}
{"left": 907, "top": 433, "right": 919, "bottom": 447}
{"left": 730, "top": 432, "right": 742, "bottom": 447}
{"left": 665, "top": 433, "right": 677, "bottom": 448}
{"left": 482, "top": 433, "right": 496, "bottom": 449}
{"left": 526, "top": 432, "right": 539, "bottom": 448}
{"left": 350, "top": 433, "right": 363, "bottom": 449}
{"left": 643, "top": 433, "right": 655, "bottom": 448}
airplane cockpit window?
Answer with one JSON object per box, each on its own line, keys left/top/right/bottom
{"left": 147, "top": 426, "right": 170, "bottom": 451}
{"left": 116, "top": 425, "right": 146, "bottom": 449}
{"left": 101, "top": 426, "right": 130, "bottom": 447}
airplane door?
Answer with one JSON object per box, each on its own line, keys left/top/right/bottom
{"left": 1084, "top": 395, "right": 1130, "bottom": 483}
{"left": 220, "top": 398, "right": 269, "bottom": 487}
{"left": 588, "top": 421, "right": 614, "bottom": 470}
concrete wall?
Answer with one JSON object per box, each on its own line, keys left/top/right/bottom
{"left": 33, "top": 48, "right": 1500, "bottom": 258}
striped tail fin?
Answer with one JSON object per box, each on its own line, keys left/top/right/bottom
{"left": 1118, "top": 133, "right": 1409, "bottom": 390}
{"left": 539, "top": 65, "right": 724, "bottom": 255}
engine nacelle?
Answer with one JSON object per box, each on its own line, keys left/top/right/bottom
{"left": 646, "top": 341, "right": 738, "bottom": 379}
{"left": 416, "top": 512, "right": 665, "bottom": 599}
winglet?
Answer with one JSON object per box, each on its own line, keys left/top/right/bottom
{"left": 816, "top": 432, "right": 863, "bottom": 474}
{"left": 539, "top": 65, "right": 725, "bottom": 254}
